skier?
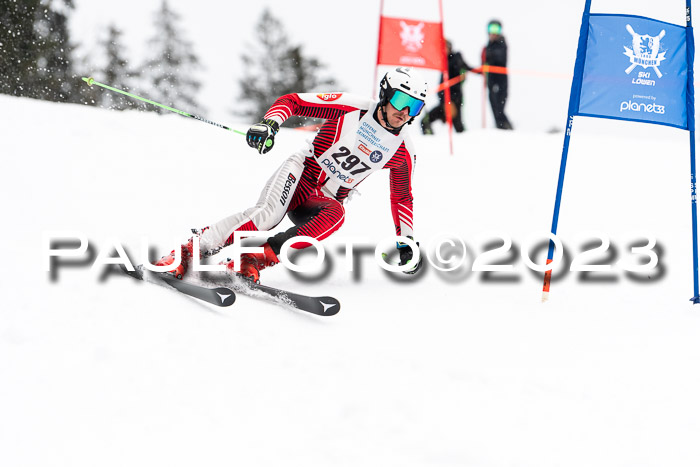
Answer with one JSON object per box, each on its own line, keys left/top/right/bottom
{"left": 421, "top": 40, "right": 473, "bottom": 134}
{"left": 155, "top": 66, "right": 427, "bottom": 283}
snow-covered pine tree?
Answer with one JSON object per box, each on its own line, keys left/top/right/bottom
{"left": 0, "top": 0, "right": 40, "bottom": 97}
{"left": 0, "top": 0, "right": 88, "bottom": 103}
{"left": 142, "top": 0, "right": 203, "bottom": 115}
{"left": 98, "top": 24, "right": 141, "bottom": 110}
{"left": 236, "top": 8, "right": 336, "bottom": 127}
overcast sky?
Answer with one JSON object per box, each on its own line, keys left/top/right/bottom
{"left": 68, "top": 0, "right": 689, "bottom": 132}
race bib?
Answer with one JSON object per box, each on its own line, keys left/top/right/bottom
{"left": 317, "top": 110, "right": 404, "bottom": 191}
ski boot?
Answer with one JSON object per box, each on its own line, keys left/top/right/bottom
{"left": 154, "top": 238, "right": 194, "bottom": 280}
{"left": 224, "top": 243, "right": 279, "bottom": 283}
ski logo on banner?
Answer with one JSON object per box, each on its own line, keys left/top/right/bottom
{"left": 623, "top": 25, "right": 667, "bottom": 78}
{"left": 400, "top": 21, "right": 425, "bottom": 53}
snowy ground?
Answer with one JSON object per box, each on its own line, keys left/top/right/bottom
{"left": 2, "top": 95, "right": 700, "bottom": 467}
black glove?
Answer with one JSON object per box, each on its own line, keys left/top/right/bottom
{"left": 397, "top": 239, "right": 423, "bottom": 275}
{"left": 246, "top": 118, "right": 280, "bottom": 154}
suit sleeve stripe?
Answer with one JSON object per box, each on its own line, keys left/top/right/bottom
{"left": 388, "top": 142, "right": 415, "bottom": 238}
{"left": 263, "top": 94, "right": 361, "bottom": 126}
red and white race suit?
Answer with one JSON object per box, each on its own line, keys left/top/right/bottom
{"left": 199, "top": 92, "right": 417, "bottom": 255}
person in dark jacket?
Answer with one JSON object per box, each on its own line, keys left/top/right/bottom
{"left": 421, "top": 40, "right": 472, "bottom": 134}
{"left": 482, "top": 20, "right": 513, "bottom": 130}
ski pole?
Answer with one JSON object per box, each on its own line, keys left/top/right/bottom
{"left": 81, "top": 76, "right": 252, "bottom": 139}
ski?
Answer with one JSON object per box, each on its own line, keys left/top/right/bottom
{"left": 119, "top": 265, "right": 236, "bottom": 307}
{"left": 119, "top": 265, "right": 337, "bottom": 314}
{"left": 227, "top": 278, "right": 340, "bottom": 316}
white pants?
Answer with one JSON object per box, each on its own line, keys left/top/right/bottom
{"left": 199, "top": 151, "right": 307, "bottom": 254}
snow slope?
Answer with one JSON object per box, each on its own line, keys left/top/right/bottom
{"left": 2, "top": 95, "right": 700, "bottom": 467}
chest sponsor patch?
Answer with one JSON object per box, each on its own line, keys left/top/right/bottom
{"left": 317, "top": 93, "right": 342, "bottom": 102}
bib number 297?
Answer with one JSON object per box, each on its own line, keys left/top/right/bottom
{"left": 331, "top": 147, "right": 371, "bottom": 175}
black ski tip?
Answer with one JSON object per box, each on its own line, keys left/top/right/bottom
{"left": 157, "top": 273, "right": 237, "bottom": 308}
{"left": 212, "top": 287, "right": 236, "bottom": 306}
{"left": 316, "top": 297, "right": 340, "bottom": 316}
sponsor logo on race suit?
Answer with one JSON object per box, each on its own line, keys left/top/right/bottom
{"left": 317, "top": 93, "right": 342, "bottom": 102}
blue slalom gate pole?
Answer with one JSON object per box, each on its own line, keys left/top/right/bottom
{"left": 690, "top": 137, "right": 699, "bottom": 303}
{"left": 541, "top": 118, "right": 573, "bottom": 301}
{"left": 542, "top": 0, "right": 592, "bottom": 302}
{"left": 686, "top": 0, "right": 700, "bottom": 303}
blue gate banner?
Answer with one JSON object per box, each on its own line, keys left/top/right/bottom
{"left": 578, "top": 14, "right": 688, "bottom": 129}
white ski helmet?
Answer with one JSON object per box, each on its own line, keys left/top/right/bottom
{"left": 378, "top": 67, "right": 428, "bottom": 126}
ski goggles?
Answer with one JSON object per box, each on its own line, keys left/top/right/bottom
{"left": 488, "top": 23, "right": 502, "bottom": 35}
{"left": 388, "top": 89, "right": 425, "bottom": 116}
